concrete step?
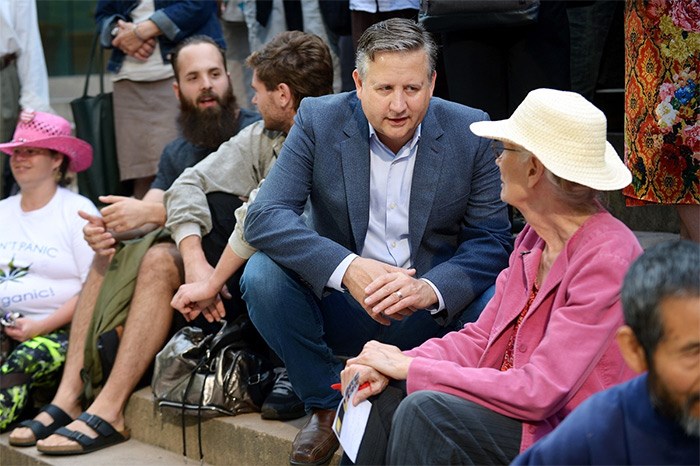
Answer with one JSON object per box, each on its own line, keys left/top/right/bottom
{"left": 0, "top": 435, "right": 193, "bottom": 466}
{"left": 1, "top": 388, "right": 342, "bottom": 466}
{"left": 125, "top": 387, "right": 340, "bottom": 465}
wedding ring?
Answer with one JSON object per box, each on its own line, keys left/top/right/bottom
{"left": 111, "top": 26, "right": 120, "bottom": 37}
{"left": 395, "top": 291, "right": 403, "bottom": 300}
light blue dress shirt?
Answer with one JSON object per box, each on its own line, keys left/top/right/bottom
{"left": 327, "top": 124, "right": 445, "bottom": 311}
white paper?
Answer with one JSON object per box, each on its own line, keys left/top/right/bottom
{"left": 332, "top": 373, "right": 372, "bottom": 463}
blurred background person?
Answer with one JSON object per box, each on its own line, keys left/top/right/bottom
{"left": 0, "top": 0, "right": 54, "bottom": 199}
{"left": 623, "top": 0, "right": 699, "bottom": 242}
{"left": 220, "top": 0, "right": 255, "bottom": 108}
{"left": 95, "top": 0, "right": 224, "bottom": 199}
{"left": 349, "top": 0, "right": 418, "bottom": 50}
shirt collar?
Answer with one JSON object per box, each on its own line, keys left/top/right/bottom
{"left": 368, "top": 123, "right": 422, "bottom": 155}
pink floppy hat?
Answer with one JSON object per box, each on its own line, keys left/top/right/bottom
{"left": 0, "top": 112, "right": 93, "bottom": 173}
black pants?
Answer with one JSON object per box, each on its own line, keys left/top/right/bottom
{"left": 350, "top": 9, "right": 418, "bottom": 51}
{"left": 345, "top": 382, "right": 522, "bottom": 465}
{"left": 438, "top": 1, "right": 571, "bottom": 121}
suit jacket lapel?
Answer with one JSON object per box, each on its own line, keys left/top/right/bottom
{"left": 409, "top": 107, "right": 445, "bottom": 262}
{"left": 340, "top": 102, "right": 371, "bottom": 252}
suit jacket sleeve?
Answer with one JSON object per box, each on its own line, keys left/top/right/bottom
{"left": 414, "top": 110, "right": 512, "bottom": 320}
{"left": 244, "top": 95, "right": 363, "bottom": 296}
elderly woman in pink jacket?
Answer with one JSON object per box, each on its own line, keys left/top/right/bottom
{"left": 340, "top": 88, "right": 642, "bottom": 465}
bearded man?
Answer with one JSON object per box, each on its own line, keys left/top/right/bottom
{"left": 7, "top": 35, "right": 260, "bottom": 453}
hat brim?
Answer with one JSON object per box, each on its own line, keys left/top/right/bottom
{"left": 469, "top": 119, "right": 632, "bottom": 191}
{"left": 0, "top": 136, "right": 93, "bottom": 173}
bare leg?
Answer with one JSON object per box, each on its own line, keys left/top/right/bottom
{"left": 9, "top": 256, "right": 111, "bottom": 442}
{"left": 677, "top": 204, "right": 700, "bottom": 243}
{"left": 38, "top": 242, "right": 184, "bottom": 447}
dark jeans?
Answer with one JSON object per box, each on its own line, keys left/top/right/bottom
{"left": 240, "top": 251, "right": 495, "bottom": 412}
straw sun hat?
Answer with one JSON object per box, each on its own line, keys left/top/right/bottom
{"left": 470, "top": 88, "right": 631, "bottom": 191}
{"left": 0, "top": 112, "right": 92, "bottom": 173}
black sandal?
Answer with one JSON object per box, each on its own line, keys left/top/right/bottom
{"left": 36, "top": 412, "right": 130, "bottom": 456}
{"left": 9, "top": 404, "right": 73, "bottom": 447}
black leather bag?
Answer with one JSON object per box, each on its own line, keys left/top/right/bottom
{"left": 152, "top": 317, "right": 274, "bottom": 417}
{"left": 70, "top": 30, "right": 124, "bottom": 206}
{"left": 419, "top": 0, "right": 540, "bottom": 32}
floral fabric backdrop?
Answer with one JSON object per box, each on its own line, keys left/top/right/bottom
{"left": 624, "top": 0, "right": 699, "bottom": 206}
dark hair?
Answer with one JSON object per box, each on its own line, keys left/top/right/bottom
{"left": 355, "top": 18, "right": 437, "bottom": 80}
{"left": 170, "top": 35, "right": 227, "bottom": 82}
{"left": 54, "top": 151, "right": 72, "bottom": 187}
{"left": 245, "top": 31, "right": 334, "bottom": 110}
{"left": 621, "top": 240, "right": 700, "bottom": 359}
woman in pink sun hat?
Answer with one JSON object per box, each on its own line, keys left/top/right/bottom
{"left": 0, "top": 111, "right": 98, "bottom": 432}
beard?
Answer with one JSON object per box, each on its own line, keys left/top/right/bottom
{"left": 649, "top": 368, "right": 700, "bottom": 437}
{"left": 177, "top": 85, "right": 240, "bottom": 150}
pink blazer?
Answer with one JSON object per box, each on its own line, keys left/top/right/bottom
{"left": 405, "top": 210, "right": 642, "bottom": 451}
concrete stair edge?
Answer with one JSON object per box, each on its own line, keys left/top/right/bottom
{"left": 123, "top": 387, "right": 341, "bottom": 465}
{"left": 0, "top": 435, "right": 197, "bottom": 466}
{"left": 2, "top": 388, "right": 342, "bottom": 466}
{"left": 124, "top": 387, "right": 316, "bottom": 465}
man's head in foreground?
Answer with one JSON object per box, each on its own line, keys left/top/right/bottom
{"left": 618, "top": 240, "right": 700, "bottom": 437}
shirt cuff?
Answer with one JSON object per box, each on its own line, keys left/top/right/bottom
{"left": 172, "top": 223, "right": 202, "bottom": 247}
{"left": 326, "top": 253, "right": 358, "bottom": 291}
{"left": 229, "top": 233, "right": 257, "bottom": 260}
{"left": 420, "top": 278, "right": 445, "bottom": 314}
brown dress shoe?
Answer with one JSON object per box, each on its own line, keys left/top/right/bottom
{"left": 289, "top": 408, "right": 339, "bottom": 465}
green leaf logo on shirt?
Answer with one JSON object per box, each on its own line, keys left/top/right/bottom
{"left": 0, "top": 257, "right": 31, "bottom": 285}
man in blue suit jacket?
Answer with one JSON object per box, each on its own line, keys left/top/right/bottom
{"left": 242, "top": 18, "right": 512, "bottom": 465}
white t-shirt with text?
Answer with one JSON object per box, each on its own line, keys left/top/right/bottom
{"left": 0, "top": 187, "right": 97, "bottom": 320}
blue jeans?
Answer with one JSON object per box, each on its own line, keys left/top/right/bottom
{"left": 240, "top": 252, "right": 495, "bottom": 411}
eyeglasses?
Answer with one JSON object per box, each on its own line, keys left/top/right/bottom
{"left": 491, "top": 141, "right": 529, "bottom": 160}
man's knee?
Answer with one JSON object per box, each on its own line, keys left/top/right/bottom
{"left": 241, "top": 252, "right": 280, "bottom": 297}
{"left": 241, "top": 252, "right": 294, "bottom": 321}
{"left": 139, "top": 242, "right": 183, "bottom": 285}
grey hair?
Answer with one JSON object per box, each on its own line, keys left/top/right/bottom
{"left": 543, "top": 168, "right": 599, "bottom": 212}
{"left": 621, "top": 240, "right": 700, "bottom": 360}
{"left": 355, "top": 18, "right": 437, "bottom": 80}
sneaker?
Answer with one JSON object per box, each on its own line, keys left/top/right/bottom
{"left": 261, "top": 367, "right": 306, "bottom": 420}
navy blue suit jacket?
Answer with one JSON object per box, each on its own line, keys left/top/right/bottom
{"left": 245, "top": 92, "right": 512, "bottom": 322}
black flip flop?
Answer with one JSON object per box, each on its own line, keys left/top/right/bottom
{"left": 37, "top": 412, "right": 130, "bottom": 456}
{"left": 9, "top": 404, "right": 73, "bottom": 447}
